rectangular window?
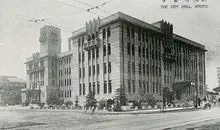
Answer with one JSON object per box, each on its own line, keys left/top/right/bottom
{"left": 128, "top": 80, "right": 131, "bottom": 93}
{"left": 79, "top": 68, "right": 81, "bottom": 78}
{"left": 142, "top": 47, "right": 145, "bottom": 57}
{"left": 93, "top": 65, "right": 95, "bottom": 75}
{"left": 79, "top": 84, "right": 82, "bottom": 95}
{"left": 139, "top": 64, "right": 141, "bottom": 74}
{"left": 89, "top": 66, "right": 91, "bottom": 76}
{"left": 104, "top": 63, "right": 107, "bottom": 74}
{"left": 52, "top": 80, "right": 55, "bottom": 86}
{"left": 97, "top": 82, "right": 100, "bottom": 94}
{"left": 82, "top": 52, "right": 84, "bottom": 62}
{"left": 143, "top": 83, "right": 146, "bottom": 93}
{"left": 96, "top": 48, "right": 99, "bottom": 58}
{"left": 92, "top": 49, "right": 95, "bottom": 59}
{"left": 97, "top": 64, "right": 99, "bottom": 75}
{"left": 103, "top": 45, "right": 106, "bottom": 56}
{"left": 147, "top": 82, "right": 149, "bottom": 93}
{"left": 127, "top": 43, "right": 130, "bottom": 55}
{"left": 93, "top": 82, "right": 96, "bottom": 94}
{"left": 104, "top": 81, "right": 107, "bottom": 94}
{"left": 108, "top": 62, "right": 111, "bottom": 73}
{"left": 108, "top": 80, "right": 112, "bottom": 93}
{"left": 143, "top": 64, "right": 145, "bottom": 75}
{"left": 139, "top": 80, "right": 142, "bottom": 91}
{"left": 128, "top": 62, "right": 130, "bottom": 73}
{"left": 78, "top": 38, "right": 81, "bottom": 47}
{"left": 69, "top": 67, "right": 71, "bottom": 74}
{"left": 89, "top": 83, "right": 91, "bottom": 92}
{"left": 132, "top": 44, "right": 135, "bottom": 55}
{"left": 83, "top": 84, "right": 85, "bottom": 95}
{"left": 69, "top": 78, "right": 71, "bottom": 85}
{"left": 88, "top": 50, "right": 91, "bottom": 60}
{"left": 138, "top": 46, "right": 141, "bottom": 57}
{"left": 83, "top": 67, "right": 85, "bottom": 77}
{"left": 108, "top": 44, "right": 111, "bottom": 55}
{"left": 133, "top": 80, "right": 135, "bottom": 93}
{"left": 132, "top": 62, "right": 135, "bottom": 73}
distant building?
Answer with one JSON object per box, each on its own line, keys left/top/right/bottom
{"left": 25, "top": 12, "right": 206, "bottom": 106}
{"left": 0, "top": 76, "right": 26, "bottom": 105}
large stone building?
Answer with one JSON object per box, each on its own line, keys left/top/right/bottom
{"left": 25, "top": 12, "right": 206, "bottom": 105}
{"left": 0, "top": 76, "right": 26, "bottom": 105}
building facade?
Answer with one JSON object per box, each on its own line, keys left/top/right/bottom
{"left": 0, "top": 76, "right": 26, "bottom": 105}
{"left": 217, "top": 67, "right": 220, "bottom": 87}
{"left": 25, "top": 12, "right": 206, "bottom": 105}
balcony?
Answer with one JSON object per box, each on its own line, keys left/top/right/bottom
{"left": 84, "top": 38, "right": 101, "bottom": 51}
{"left": 27, "top": 66, "right": 44, "bottom": 74}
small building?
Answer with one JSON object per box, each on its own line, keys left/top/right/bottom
{"left": 0, "top": 76, "right": 26, "bottom": 105}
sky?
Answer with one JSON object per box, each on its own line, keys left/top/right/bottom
{"left": 0, "top": 0, "right": 220, "bottom": 90}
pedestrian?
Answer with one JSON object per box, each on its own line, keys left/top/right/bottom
{"left": 213, "top": 99, "right": 216, "bottom": 106}
{"left": 91, "top": 106, "right": 96, "bottom": 115}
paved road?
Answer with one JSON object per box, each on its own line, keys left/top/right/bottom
{"left": 0, "top": 107, "right": 220, "bottom": 130}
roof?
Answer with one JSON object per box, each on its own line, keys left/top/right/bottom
{"left": 71, "top": 12, "right": 206, "bottom": 50}
{"left": 0, "top": 76, "right": 26, "bottom": 84}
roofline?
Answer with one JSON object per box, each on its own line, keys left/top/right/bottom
{"left": 70, "top": 12, "right": 206, "bottom": 50}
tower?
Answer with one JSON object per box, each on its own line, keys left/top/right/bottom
{"left": 39, "top": 26, "right": 61, "bottom": 55}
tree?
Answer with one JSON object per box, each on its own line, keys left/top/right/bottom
{"left": 98, "top": 99, "right": 106, "bottom": 109}
{"left": 115, "top": 85, "right": 127, "bottom": 106}
{"left": 46, "top": 94, "right": 60, "bottom": 105}
{"left": 64, "top": 101, "right": 73, "bottom": 107}
{"left": 85, "top": 90, "right": 97, "bottom": 108}
{"left": 145, "top": 94, "right": 156, "bottom": 107}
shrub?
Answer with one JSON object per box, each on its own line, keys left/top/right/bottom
{"left": 113, "top": 105, "right": 122, "bottom": 112}
{"left": 98, "top": 99, "right": 106, "bottom": 109}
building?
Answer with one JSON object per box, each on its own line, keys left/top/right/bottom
{"left": 25, "top": 12, "right": 206, "bottom": 106}
{"left": 0, "top": 76, "right": 26, "bottom": 105}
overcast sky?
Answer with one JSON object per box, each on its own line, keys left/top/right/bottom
{"left": 0, "top": 0, "right": 220, "bottom": 90}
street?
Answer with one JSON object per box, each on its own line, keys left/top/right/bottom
{"left": 1, "top": 107, "right": 220, "bottom": 130}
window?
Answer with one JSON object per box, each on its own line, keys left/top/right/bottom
{"left": 127, "top": 43, "right": 130, "bottom": 55}
{"left": 133, "top": 80, "right": 135, "bottom": 93}
{"left": 103, "top": 45, "right": 106, "bottom": 56}
{"left": 147, "top": 82, "right": 149, "bottom": 93}
{"left": 52, "top": 80, "right": 55, "bottom": 86}
{"left": 69, "top": 67, "right": 71, "bottom": 74}
{"left": 139, "top": 64, "right": 141, "bottom": 74}
{"left": 131, "top": 28, "right": 134, "bottom": 38}
{"left": 138, "top": 46, "right": 141, "bottom": 57}
{"left": 104, "top": 63, "right": 107, "bottom": 74}
{"left": 128, "top": 62, "right": 130, "bottom": 73}
{"left": 83, "top": 84, "right": 85, "bottom": 95}
{"left": 108, "top": 80, "right": 112, "bottom": 93}
{"left": 78, "top": 38, "right": 81, "bottom": 47}
{"left": 128, "top": 80, "right": 131, "bottom": 93}
{"left": 88, "top": 50, "right": 91, "bottom": 60}
{"left": 83, "top": 67, "right": 85, "bottom": 77}
{"left": 143, "top": 83, "right": 146, "bottom": 93}
{"left": 132, "top": 62, "right": 135, "bottom": 73}
{"left": 108, "top": 62, "right": 111, "bottom": 73}
{"left": 79, "top": 68, "right": 81, "bottom": 78}
{"left": 138, "top": 32, "right": 141, "bottom": 41}
{"left": 70, "top": 89, "right": 71, "bottom": 97}
{"left": 132, "top": 44, "right": 135, "bottom": 55}
{"left": 143, "top": 64, "right": 145, "bottom": 75}
{"left": 139, "top": 80, "right": 142, "bottom": 91}
{"left": 82, "top": 52, "right": 84, "bottom": 62}
{"left": 97, "top": 64, "right": 99, "bottom": 75}
{"left": 97, "top": 82, "right": 100, "bottom": 94}
{"left": 93, "top": 82, "right": 95, "bottom": 94}
{"left": 142, "top": 47, "right": 145, "bottom": 57}
{"left": 96, "top": 48, "right": 99, "bottom": 58}
{"left": 89, "top": 66, "right": 91, "bottom": 76}
{"left": 107, "top": 27, "right": 111, "bottom": 37}
{"left": 89, "top": 83, "right": 91, "bottom": 92}
{"left": 104, "top": 81, "right": 107, "bottom": 94}
{"left": 65, "top": 79, "right": 66, "bottom": 86}
{"left": 93, "top": 65, "right": 95, "bottom": 75}
{"left": 127, "top": 25, "right": 130, "bottom": 37}
{"left": 92, "top": 49, "right": 95, "bottom": 59}
{"left": 69, "top": 78, "right": 71, "bottom": 85}
{"left": 79, "top": 53, "right": 81, "bottom": 62}
{"left": 102, "top": 29, "right": 106, "bottom": 39}
{"left": 146, "top": 49, "right": 149, "bottom": 59}
{"left": 108, "top": 44, "right": 111, "bottom": 55}
{"left": 79, "top": 84, "right": 82, "bottom": 95}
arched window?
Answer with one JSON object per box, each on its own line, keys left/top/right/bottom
{"left": 102, "top": 29, "right": 106, "bottom": 39}
{"left": 107, "top": 27, "right": 111, "bottom": 37}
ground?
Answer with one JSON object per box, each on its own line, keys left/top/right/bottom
{"left": 1, "top": 106, "right": 220, "bottom": 130}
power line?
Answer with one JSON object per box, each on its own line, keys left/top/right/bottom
{"left": 71, "top": 0, "right": 113, "bottom": 15}
{"left": 51, "top": 0, "right": 104, "bottom": 18}
{"left": 42, "top": 10, "right": 84, "bottom": 20}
